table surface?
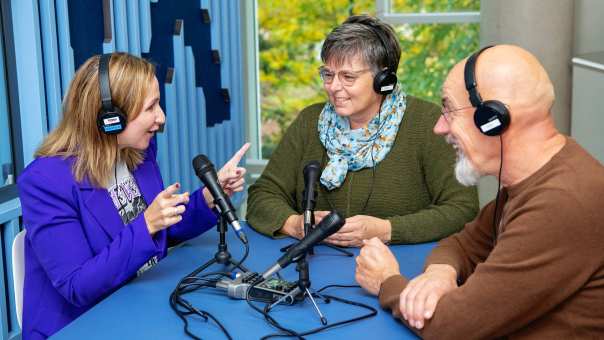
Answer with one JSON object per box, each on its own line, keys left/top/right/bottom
{"left": 51, "top": 224, "right": 435, "bottom": 340}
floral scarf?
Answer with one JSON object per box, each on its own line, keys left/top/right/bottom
{"left": 318, "top": 84, "right": 406, "bottom": 190}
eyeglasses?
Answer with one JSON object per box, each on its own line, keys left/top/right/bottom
{"left": 441, "top": 105, "right": 474, "bottom": 122}
{"left": 318, "top": 66, "right": 372, "bottom": 87}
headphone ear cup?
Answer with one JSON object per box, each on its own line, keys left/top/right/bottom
{"left": 97, "top": 107, "right": 127, "bottom": 135}
{"left": 473, "top": 100, "right": 510, "bottom": 136}
{"left": 373, "top": 69, "right": 398, "bottom": 95}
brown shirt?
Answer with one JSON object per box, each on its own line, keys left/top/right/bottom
{"left": 379, "top": 138, "right": 604, "bottom": 339}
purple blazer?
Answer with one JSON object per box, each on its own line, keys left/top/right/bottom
{"left": 17, "top": 140, "right": 217, "bottom": 340}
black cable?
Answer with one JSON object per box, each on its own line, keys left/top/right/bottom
{"left": 244, "top": 280, "right": 304, "bottom": 339}
{"left": 169, "top": 241, "right": 250, "bottom": 339}
{"left": 492, "top": 135, "right": 504, "bottom": 241}
{"left": 170, "top": 273, "right": 233, "bottom": 340}
{"left": 246, "top": 284, "right": 377, "bottom": 339}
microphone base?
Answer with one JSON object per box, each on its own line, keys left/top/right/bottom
{"left": 196, "top": 214, "right": 249, "bottom": 275}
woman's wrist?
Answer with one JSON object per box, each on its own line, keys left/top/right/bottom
{"left": 144, "top": 211, "right": 157, "bottom": 236}
{"left": 280, "top": 214, "right": 302, "bottom": 238}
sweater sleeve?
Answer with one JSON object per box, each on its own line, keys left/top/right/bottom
{"left": 389, "top": 101, "right": 479, "bottom": 244}
{"left": 382, "top": 190, "right": 600, "bottom": 339}
{"left": 246, "top": 105, "right": 315, "bottom": 237}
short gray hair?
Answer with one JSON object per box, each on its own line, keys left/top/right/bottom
{"left": 320, "top": 14, "right": 401, "bottom": 73}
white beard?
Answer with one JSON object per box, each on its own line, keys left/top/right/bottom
{"left": 446, "top": 135, "right": 482, "bottom": 187}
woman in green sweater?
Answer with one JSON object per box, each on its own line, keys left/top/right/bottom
{"left": 246, "top": 15, "right": 478, "bottom": 246}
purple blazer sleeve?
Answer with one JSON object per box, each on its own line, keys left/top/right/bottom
{"left": 19, "top": 166, "right": 163, "bottom": 308}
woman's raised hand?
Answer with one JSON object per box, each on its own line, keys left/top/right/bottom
{"left": 144, "top": 182, "right": 189, "bottom": 235}
{"left": 203, "top": 143, "right": 250, "bottom": 207}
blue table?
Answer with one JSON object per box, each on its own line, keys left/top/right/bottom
{"left": 51, "top": 225, "right": 435, "bottom": 339}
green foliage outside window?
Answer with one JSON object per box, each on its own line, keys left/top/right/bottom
{"left": 258, "top": 0, "right": 480, "bottom": 158}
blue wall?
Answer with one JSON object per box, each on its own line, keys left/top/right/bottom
{"left": 0, "top": 1, "right": 246, "bottom": 339}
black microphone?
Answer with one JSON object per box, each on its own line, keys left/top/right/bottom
{"left": 302, "top": 161, "right": 320, "bottom": 228}
{"left": 261, "top": 210, "right": 344, "bottom": 279}
{"left": 192, "top": 154, "right": 248, "bottom": 244}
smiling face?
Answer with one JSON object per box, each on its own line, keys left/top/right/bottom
{"left": 433, "top": 64, "right": 493, "bottom": 185}
{"left": 323, "top": 55, "right": 383, "bottom": 129}
{"left": 117, "top": 77, "right": 165, "bottom": 150}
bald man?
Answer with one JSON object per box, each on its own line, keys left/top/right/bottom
{"left": 355, "top": 45, "right": 604, "bottom": 339}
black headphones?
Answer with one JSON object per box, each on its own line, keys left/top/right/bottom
{"left": 464, "top": 45, "right": 510, "bottom": 136}
{"left": 97, "top": 53, "right": 127, "bottom": 135}
{"left": 358, "top": 21, "right": 398, "bottom": 95}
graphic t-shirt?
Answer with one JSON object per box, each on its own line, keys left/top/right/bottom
{"left": 108, "top": 161, "right": 158, "bottom": 276}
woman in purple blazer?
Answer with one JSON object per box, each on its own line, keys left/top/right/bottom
{"left": 17, "top": 53, "right": 249, "bottom": 340}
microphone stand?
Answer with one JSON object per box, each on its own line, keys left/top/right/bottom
{"left": 280, "top": 190, "right": 353, "bottom": 257}
{"left": 195, "top": 213, "right": 248, "bottom": 274}
{"left": 267, "top": 253, "right": 328, "bottom": 325}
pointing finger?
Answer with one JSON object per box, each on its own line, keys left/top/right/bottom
{"left": 224, "top": 143, "right": 250, "bottom": 168}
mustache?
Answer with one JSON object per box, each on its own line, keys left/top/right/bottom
{"left": 445, "top": 134, "right": 457, "bottom": 146}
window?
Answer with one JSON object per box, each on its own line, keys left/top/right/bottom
{"left": 255, "top": 0, "right": 479, "bottom": 159}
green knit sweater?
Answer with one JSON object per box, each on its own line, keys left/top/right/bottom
{"left": 246, "top": 96, "right": 478, "bottom": 244}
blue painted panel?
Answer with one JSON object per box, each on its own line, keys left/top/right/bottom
{"left": 164, "top": 82, "right": 180, "bottom": 187}
{"left": 12, "top": 0, "right": 48, "bottom": 166}
{"left": 208, "top": 0, "right": 219, "bottom": 51}
{"left": 38, "top": 0, "right": 62, "bottom": 130}
{"left": 126, "top": 0, "right": 141, "bottom": 55}
{"left": 185, "top": 47, "right": 200, "bottom": 187}
{"left": 206, "top": 125, "right": 217, "bottom": 167}
{"left": 172, "top": 30, "right": 192, "bottom": 192}
{"left": 112, "top": 0, "right": 129, "bottom": 52}
{"left": 56, "top": 0, "right": 76, "bottom": 96}
{"left": 229, "top": 1, "right": 245, "bottom": 154}
{"left": 139, "top": 0, "right": 152, "bottom": 53}
{"left": 214, "top": 122, "right": 224, "bottom": 167}
{"left": 196, "top": 88, "right": 208, "bottom": 156}
{"left": 155, "top": 132, "right": 170, "bottom": 189}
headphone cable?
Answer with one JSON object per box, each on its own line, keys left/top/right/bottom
{"left": 492, "top": 135, "right": 504, "bottom": 242}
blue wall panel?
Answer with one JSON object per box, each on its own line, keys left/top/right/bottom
{"left": 172, "top": 29, "right": 192, "bottom": 190}
{"left": 39, "top": 0, "right": 62, "bottom": 130}
{"left": 126, "top": 0, "right": 141, "bottom": 55}
{"left": 56, "top": 0, "right": 75, "bottom": 96}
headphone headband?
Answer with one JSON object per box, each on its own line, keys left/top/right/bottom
{"left": 98, "top": 54, "right": 114, "bottom": 112}
{"left": 361, "top": 22, "right": 395, "bottom": 72}
{"left": 97, "top": 53, "right": 127, "bottom": 135}
{"left": 464, "top": 45, "right": 494, "bottom": 107}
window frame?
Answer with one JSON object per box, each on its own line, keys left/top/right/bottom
{"left": 376, "top": 0, "right": 480, "bottom": 24}
{"left": 0, "top": 0, "right": 24, "bottom": 204}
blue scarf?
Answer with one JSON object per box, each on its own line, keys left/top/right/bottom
{"left": 318, "top": 84, "right": 406, "bottom": 190}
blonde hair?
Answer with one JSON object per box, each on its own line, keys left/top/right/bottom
{"left": 36, "top": 53, "right": 156, "bottom": 187}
